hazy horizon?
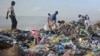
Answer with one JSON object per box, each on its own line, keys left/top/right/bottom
{"left": 0, "top": 16, "right": 99, "bottom": 30}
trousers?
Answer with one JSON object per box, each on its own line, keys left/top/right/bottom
{"left": 10, "top": 15, "right": 17, "bottom": 30}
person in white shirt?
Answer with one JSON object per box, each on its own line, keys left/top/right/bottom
{"left": 6, "top": 1, "right": 17, "bottom": 31}
{"left": 84, "top": 15, "right": 91, "bottom": 30}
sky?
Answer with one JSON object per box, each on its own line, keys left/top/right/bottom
{"left": 0, "top": 0, "right": 100, "bottom": 19}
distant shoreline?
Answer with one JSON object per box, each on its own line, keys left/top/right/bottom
{"left": 0, "top": 16, "right": 99, "bottom": 30}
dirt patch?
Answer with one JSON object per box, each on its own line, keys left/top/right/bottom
{"left": 0, "top": 44, "right": 26, "bottom": 56}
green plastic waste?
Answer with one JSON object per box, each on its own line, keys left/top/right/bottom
{"left": 93, "top": 47, "right": 100, "bottom": 53}
{"left": 80, "top": 29, "right": 90, "bottom": 36}
{"left": 62, "top": 37, "right": 70, "bottom": 43}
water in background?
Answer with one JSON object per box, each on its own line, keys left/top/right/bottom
{"left": 0, "top": 16, "right": 47, "bottom": 30}
{"left": 0, "top": 16, "right": 99, "bottom": 30}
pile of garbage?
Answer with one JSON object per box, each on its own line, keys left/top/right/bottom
{"left": 0, "top": 21, "right": 100, "bottom": 56}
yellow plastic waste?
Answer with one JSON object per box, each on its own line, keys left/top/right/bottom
{"left": 51, "top": 37, "right": 58, "bottom": 43}
{"left": 85, "top": 52, "right": 95, "bottom": 56}
{"left": 29, "top": 43, "right": 36, "bottom": 48}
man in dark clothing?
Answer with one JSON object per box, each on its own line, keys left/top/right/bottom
{"left": 6, "top": 1, "right": 17, "bottom": 31}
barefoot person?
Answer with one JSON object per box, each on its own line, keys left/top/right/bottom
{"left": 6, "top": 1, "right": 17, "bottom": 31}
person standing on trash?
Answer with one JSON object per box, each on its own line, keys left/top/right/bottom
{"left": 49, "top": 11, "right": 58, "bottom": 31}
{"left": 47, "top": 13, "right": 52, "bottom": 31}
{"left": 84, "top": 14, "right": 91, "bottom": 30}
{"left": 78, "top": 14, "right": 85, "bottom": 26}
{"left": 50, "top": 11, "right": 58, "bottom": 24}
{"left": 48, "top": 13, "right": 51, "bottom": 25}
{"left": 6, "top": 1, "right": 17, "bottom": 31}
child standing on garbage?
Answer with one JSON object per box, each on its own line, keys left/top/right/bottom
{"left": 47, "top": 13, "right": 51, "bottom": 29}
{"left": 6, "top": 1, "right": 17, "bottom": 31}
{"left": 84, "top": 14, "right": 91, "bottom": 30}
{"left": 48, "top": 11, "right": 58, "bottom": 32}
